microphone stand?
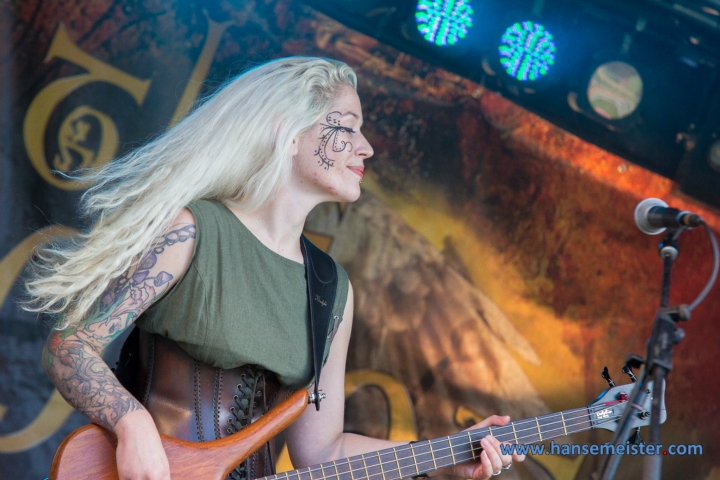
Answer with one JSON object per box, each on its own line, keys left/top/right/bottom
{"left": 598, "top": 229, "right": 688, "bottom": 480}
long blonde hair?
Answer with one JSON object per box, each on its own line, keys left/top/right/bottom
{"left": 25, "top": 56, "right": 357, "bottom": 328}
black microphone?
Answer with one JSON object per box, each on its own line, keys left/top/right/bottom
{"left": 634, "top": 198, "right": 703, "bottom": 235}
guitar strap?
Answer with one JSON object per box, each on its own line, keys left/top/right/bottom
{"left": 300, "top": 235, "right": 338, "bottom": 411}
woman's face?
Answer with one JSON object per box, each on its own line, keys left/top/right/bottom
{"left": 292, "top": 86, "right": 374, "bottom": 203}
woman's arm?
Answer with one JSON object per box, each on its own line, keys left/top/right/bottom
{"left": 285, "top": 282, "right": 524, "bottom": 479}
{"left": 41, "top": 209, "right": 196, "bottom": 480}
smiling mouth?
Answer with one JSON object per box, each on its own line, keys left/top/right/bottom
{"left": 347, "top": 166, "right": 364, "bottom": 178}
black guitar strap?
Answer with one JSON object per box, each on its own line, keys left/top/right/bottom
{"left": 300, "top": 235, "right": 338, "bottom": 411}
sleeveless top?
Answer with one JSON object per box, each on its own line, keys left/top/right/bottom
{"left": 135, "top": 199, "right": 349, "bottom": 389}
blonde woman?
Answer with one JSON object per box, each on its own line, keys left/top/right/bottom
{"left": 27, "top": 57, "right": 523, "bottom": 480}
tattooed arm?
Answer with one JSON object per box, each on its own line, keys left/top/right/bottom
{"left": 41, "top": 209, "right": 196, "bottom": 480}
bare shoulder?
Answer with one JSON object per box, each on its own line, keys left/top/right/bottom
{"left": 149, "top": 207, "right": 197, "bottom": 284}
{"left": 342, "top": 280, "right": 354, "bottom": 323}
{"left": 172, "top": 207, "right": 195, "bottom": 226}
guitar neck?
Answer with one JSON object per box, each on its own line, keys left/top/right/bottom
{"left": 263, "top": 402, "right": 621, "bottom": 480}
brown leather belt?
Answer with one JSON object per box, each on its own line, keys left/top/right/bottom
{"left": 123, "top": 330, "right": 283, "bottom": 480}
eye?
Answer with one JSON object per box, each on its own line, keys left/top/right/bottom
{"left": 344, "top": 127, "right": 356, "bottom": 135}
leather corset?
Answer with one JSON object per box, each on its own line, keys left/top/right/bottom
{"left": 122, "top": 330, "right": 283, "bottom": 480}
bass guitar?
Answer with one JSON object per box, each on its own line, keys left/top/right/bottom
{"left": 49, "top": 381, "right": 665, "bottom": 480}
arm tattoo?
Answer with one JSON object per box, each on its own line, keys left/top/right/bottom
{"left": 314, "top": 111, "right": 354, "bottom": 170}
{"left": 42, "top": 224, "right": 196, "bottom": 430}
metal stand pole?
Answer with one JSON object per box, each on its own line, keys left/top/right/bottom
{"left": 598, "top": 230, "right": 685, "bottom": 480}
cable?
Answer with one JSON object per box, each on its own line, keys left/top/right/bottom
{"left": 688, "top": 221, "right": 719, "bottom": 312}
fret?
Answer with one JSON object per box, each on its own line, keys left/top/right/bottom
{"left": 409, "top": 443, "right": 420, "bottom": 476}
{"left": 395, "top": 444, "right": 417, "bottom": 477}
{"left": 560, "top": 412, "right": 568, "bottom": 436}
{"left": 492, "top": 426, "right": 513, "bottom": 445}
{"left": 300, "top": 467, "right": 312, "bottom": 480}
{"left": 361, "top": 454, "right": 369, "bottom": 480}
{"left": 450, "top": 434, "right": 473, "bottom": 464}
{"left": 427, "top": 441, "right": 438, "bottom": 471}
{"left": 392, "top": 449, "right": 402, "bottom": 475}
{"left": 537, "top": 413, "right": 562, "bottom": 442}
{"left": 348, "top": 457, "right": 356, "bottom": 480}
{"left": 428, "top": 438, "right": 450, "bottom": 470}
{"left": 367, "top": 453, "right": 385, "bottom": 480}
{"left": 535, "top": 418, "right": 542, "bottom": 441}
{"left": 511, "top": 422, "right": 519, "bottom": 444}
{"left": 377, "top": 452, "right": 386, "bottom": 479}
{"left": 333, "top": 460, "right": 340, "bottom": 480}
{"left": 362, "top": 453, "right": 382, "bottom": 480}
{"left": 487, "top": 426, "right": 493, "bottom": 437}
{"left": 467, "top": 431, "right": 476, "bottom": 461}
{"left": 513, "top": 419, "right": 540, "bottom": 444}
{"left": 336, "top": 459, "right": 353, "bottom": 480}
{"left": 446, "top": 434, "right": 472, "bottom": 465}
{"left": 411, "top": 440, "right": 435, "bottom": 474}
{"left": 380, "top": 451, "right": 401, "bottom": 480}
{"left": 322, "top": 462, "right": 336, "bottom": 480}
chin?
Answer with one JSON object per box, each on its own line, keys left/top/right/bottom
{"left": 332, "top": 185, "right": 362, "bottom": 203}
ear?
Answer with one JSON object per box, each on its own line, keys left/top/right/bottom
{"left": 291, "top": 136, "right": 299, "bottom": 157}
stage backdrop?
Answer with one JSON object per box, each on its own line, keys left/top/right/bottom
{"left": 1, "top": 1, "right": 719, "bottom": 480}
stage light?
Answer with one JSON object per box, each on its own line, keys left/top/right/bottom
{"left": 587, "top": 61, "right": 643, "bottom": 120}
{"left": 415, "top": 0, "right": 474, "bottom": 47}
{"left": 498, "top": 21, "right": 556, "bottom": 81}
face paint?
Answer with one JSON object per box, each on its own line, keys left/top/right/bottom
{"left": 314, "top": 111, "right": 354, "bottom": 170}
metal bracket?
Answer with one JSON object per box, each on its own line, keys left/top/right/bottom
{"left": 308, "top": 391, "right": 326, "bottom": 405}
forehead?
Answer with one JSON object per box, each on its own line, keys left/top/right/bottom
{"left": 329, "top": 87, "right": 362, "bottom": 119}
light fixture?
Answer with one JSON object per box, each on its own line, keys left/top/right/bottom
{"left": 587, "top": 61, "right": 643, "bottom": 120}
{"left": 415, "top": 0, "right": 474, "bottom": 47}
{"left": 498, "top": 21, "right": 556, "bottom": 81}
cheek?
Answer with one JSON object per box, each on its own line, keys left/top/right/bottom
{"left": 313, "top": 170, "right": 341, "bottom": 193}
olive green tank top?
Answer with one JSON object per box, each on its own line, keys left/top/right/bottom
{"left": 136, "top": 199, "right": 349, "bottom": 389}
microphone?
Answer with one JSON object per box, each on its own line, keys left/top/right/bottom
{"left": 634, "top": 198, "right": 703, "bottom": 235}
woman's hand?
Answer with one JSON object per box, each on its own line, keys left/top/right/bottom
{"left": 115, "top": 410, "right": 171, "bottom": 480}
{"left": 441, "top": 415, "right": 525, "bottom": 479}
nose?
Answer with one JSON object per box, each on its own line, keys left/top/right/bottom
{"left": 356, "top": 132, "right": 374, "bottom": 160}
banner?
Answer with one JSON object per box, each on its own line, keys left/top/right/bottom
{"left": 1, "top": 1, "right": 718, "bottom": 479}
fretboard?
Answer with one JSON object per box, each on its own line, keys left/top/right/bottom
{"left": 262, "top": 401, "right": 624, "bottom": 480}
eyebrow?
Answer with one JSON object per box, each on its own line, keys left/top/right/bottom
{"left": 341, "top": 111, "right": 360, "bottom": 119}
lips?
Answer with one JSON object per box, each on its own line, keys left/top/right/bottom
{"left": 347, "top": 166, "right": 364, "bottom": 178}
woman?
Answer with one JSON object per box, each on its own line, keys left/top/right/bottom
{"left": 27, "top": 57, "right": 523, "bottom": 480}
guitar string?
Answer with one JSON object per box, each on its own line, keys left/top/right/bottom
{"left": 267, "top": 414, "right": 623, "bottom": 480}
{"left": 268, "top": 405, "right": 626, "bottom": 480}
{"left": 265, "top": 411, "right": 625, "bottom": 480}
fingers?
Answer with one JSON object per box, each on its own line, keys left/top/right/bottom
{"left": 511, "top": 446, "right": 526, "bottom": 463}
{"left": 476, "top": 436, "right": 513, "bottom": 478}
{"left": 474, "top": 415, "right": 511, "bottom": 429}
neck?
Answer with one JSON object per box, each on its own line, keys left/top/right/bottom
{"left": 226, "top": 186, "right": 323, "bottom": 263}
{"left": 261, "top": 401, "right": 624, "bottom": 480}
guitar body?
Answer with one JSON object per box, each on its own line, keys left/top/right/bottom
{"left": 49, "top": 389, "right": 309, "bottom": 480}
